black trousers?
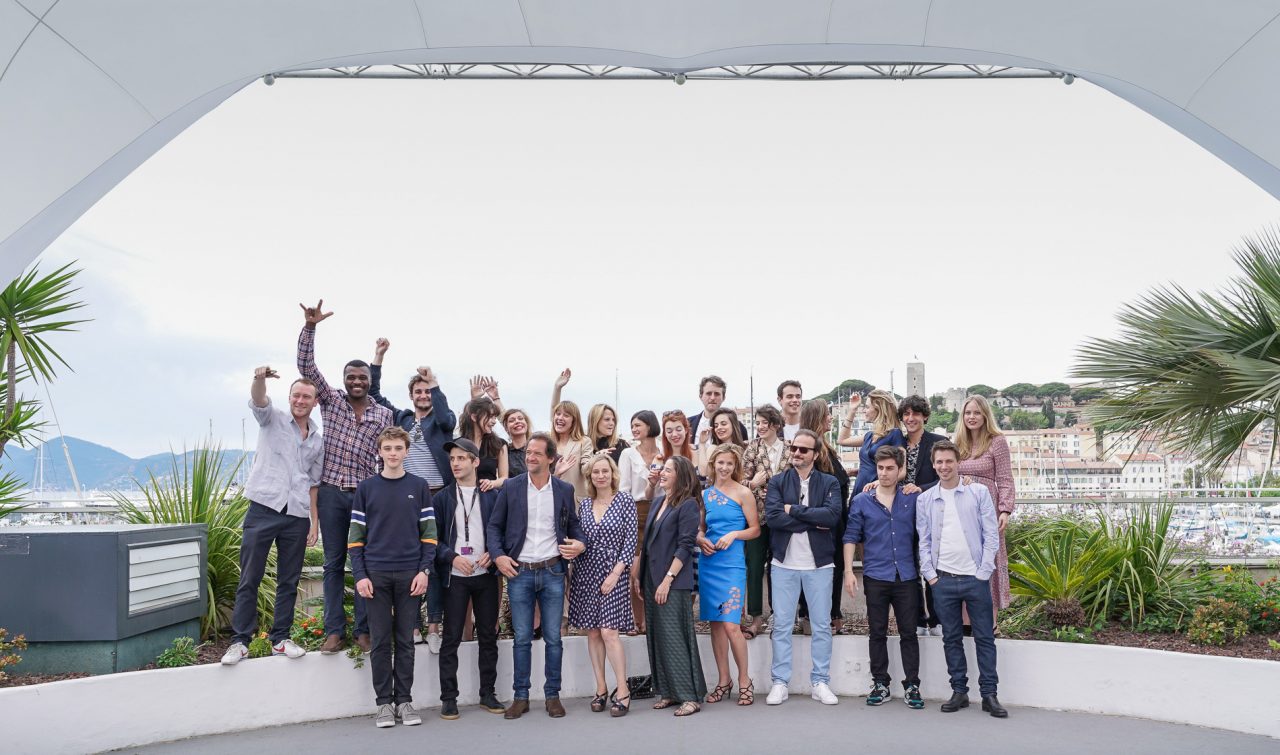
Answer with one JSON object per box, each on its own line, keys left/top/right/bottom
{"left": 864, "top": 575, "right": 921, "bottom": 686}
{"left": 231, "top": 502, "right": 309, "bottom": 645}
{"left": 438, "top": 571, "right": 501, "bottom": 702}
{"left": 367, "top": 570, "right": 419, "bottom": 706}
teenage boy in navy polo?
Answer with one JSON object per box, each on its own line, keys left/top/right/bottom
{"left": 843, "top": 445, "right": 923, "bottom": 709}
{"left": 348, "top": 427, "right": 438, "bottom": 728}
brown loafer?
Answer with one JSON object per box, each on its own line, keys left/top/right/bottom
{"left": 545, "top": 697, "right": 566, "bottom": 718}
{"left": 319, "top": 634, "right": 344, "bottom": 655}
{"left": 355, "top": 634, "right": 372, "bottom": 653}
{"left": 504, "top": 699, "right": 530, "bottom": 719}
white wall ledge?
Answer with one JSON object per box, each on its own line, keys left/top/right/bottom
{"left": 2, "top": 634, "right": 1276, "bottom": 753}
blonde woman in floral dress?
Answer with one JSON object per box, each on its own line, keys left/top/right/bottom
{"left": 955, "top": 395, "right": 1016, "bottom": 614}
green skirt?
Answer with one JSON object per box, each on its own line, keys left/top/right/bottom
{"left": 644, "top": 583, "right": 706, "bottom": 703}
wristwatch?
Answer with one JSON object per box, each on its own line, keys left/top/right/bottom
{"left": 666, "top": 571, "right": 677, "bottom": 579}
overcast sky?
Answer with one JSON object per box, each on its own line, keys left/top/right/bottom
{"left": 32, "top": 75, "right": 1280, "bottom": 457}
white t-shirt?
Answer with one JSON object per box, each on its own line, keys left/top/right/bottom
{"left": 783, "top": 423, "right": 801, "bottom": 442}
{"left": 450, "top": 485, "right": 486, "bottom": 577}
{"left": 773, "top": 476, "right": 829, "bottom": 571}
{"left": 937, "top": 486, "right": 976, "bottom": 576}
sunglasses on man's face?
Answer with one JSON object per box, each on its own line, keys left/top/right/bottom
{"left": 789, "top": 445, "right": 816, "bottom": 454}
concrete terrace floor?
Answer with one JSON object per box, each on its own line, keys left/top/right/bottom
{"left": 120, "top": 694, "right": 1278, "bottom": 755}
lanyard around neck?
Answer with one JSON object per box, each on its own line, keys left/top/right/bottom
{"left": 457, "top": 485, "right": 480, "bottom": 542}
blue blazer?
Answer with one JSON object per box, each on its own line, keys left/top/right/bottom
{"left": 432, "top": 483, "right": 499, "bottom": 586}
{"left": 764, "top": 467, "right": 842, "bottom": 567}
{"left": 639, "top": 492, "right": 700, "bottom": 591}
{"left": 486, "top": 473, "right": 584, "bottom": 563}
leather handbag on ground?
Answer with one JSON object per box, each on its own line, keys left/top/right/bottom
{"left": 625, "top": 675, "right": 655, "bottom": 699}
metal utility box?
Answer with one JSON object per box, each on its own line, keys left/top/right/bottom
{"left": 0, "top": 524, "right": 207, "bottom": 674}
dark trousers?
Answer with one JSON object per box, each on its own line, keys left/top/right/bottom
{"left": 864, "top": 575, "right": 921, "bottom": 686}
{"left": 917, "top": 578, "right": 939, "bottom": 628}
{"left": 744, "top": 526, "right": 770, "bottom": 617}
{"left": 367, "top": 570, "right": 419, "bottom": 706}
{"left": 438, "top": 571, "right": 500, "bottom": 702}
{"left": 423, "top": 575, "right": 444, "bottom": 625}
{"left": 318, "top": 484, "right": 368, "bottom": 637}
{"left": 231, "top": 502, "right": 309, "bottom": 645}
{"left": 933, "top": 573, "right": 998, "bottom": 696}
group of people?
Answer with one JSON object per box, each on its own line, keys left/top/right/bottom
{"left": 219, "top": 300, "right": 1016, "bottom": 727}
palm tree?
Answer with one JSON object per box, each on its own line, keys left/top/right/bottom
{"left": 1072, "top": 228, "right": 1280, "bottom": 474}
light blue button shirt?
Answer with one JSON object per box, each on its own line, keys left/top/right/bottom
{"left": 915, "top": 481, "right": 999, "bottom": 581}
{"left": 243, "top": 398, "right": 323, "bottom": 518}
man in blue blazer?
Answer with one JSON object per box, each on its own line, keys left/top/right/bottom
{"left": 433, "top": 438, "right": 503, "bottom": 720}
{"left": 486, "top": 432, "right": 585, "bottom": 720}
{"left": 763, "top": 429, "right": 844, "bottom": 707}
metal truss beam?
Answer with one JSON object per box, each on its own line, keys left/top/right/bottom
{"left": 269, "top": 63, "right": 1067, "bottom": 84}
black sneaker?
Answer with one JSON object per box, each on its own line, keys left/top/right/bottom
{"left": 440, "top": 700, "right": 459, "bottom": 720}
{"left": 866, "top": 682, "right": 891, "bottom": 706}
{"left": 904, "top": 684, "right": 924, "bottom": 710}
{"left": 479, "top": 693, "right": 505, "bottom": 714}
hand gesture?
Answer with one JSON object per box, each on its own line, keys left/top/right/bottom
{"left": 862, "top": 481, "right": 876, "bottom": 494}
{"left": 254, "top": 365, "right": 280, "bottom": 380}
{"left": 417, "top": 366, "right": 438, "bottom": 389}
{"left": 299, "top": 299, "right": 333, "bottom": 327}
{"left": 469, "top": 375, "right": 484, "bottom": 399}
{"left": 559, "top": 538, "right": 586, "bottom": 560}
{"left": 843, "top": 571, "right": 858, "bottom": 599}
{"left": 601, "top": 573, "right": 619, "bottom": 595}
{"left": 902, "top": 483, "right": 922, "bottom": 495}
{"left": 495, "top": 555, "right": 519, "bottom": 578}
{"left": 554, "top": 368, "right": 572, "bottom": 390}
{"left": 715, "top": 532, "right": 736, "bottom": 550}
{"left": 356, "top": 577, "right": 374, "bottom": 599}
{"left": 410, "top": 571, "right": 428, "bottom": 597}
{"left": 452, "top": 555, "right": 475, "bottom": 577}
{"left": 554, "top": 454, "right": 576, "bottom": 477}
{"left": 374, "top": 338, "right": 390, "bottom": 358}
{"left": 647, "top": 462, "right": 663, "bottom": 486}
{"left": 481, "top": 376, "right": 500, "bottom": 400}
{"left": 846, "top": 396, "right": 860, "bottom": 421}
{"left": 698, "top": 425, "right": 711, "bottom": 445}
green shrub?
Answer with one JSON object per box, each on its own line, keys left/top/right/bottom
{"left": 0, "top": 627, "right": 27, "bottom": 681}
{"left": 1050, "top": 625, "right": 1097, "bottom": 644}
{"left": 1092, "top": 503, "right": 1208, "bottom": 627}
{"left": 1212, "top": 568, "right": 1280, "bottom": 634}
{"left": 1009, "top": 520, "right": 1123, "bottom": 625}
{"left": 1186, "top": 598, "right": 1249, "bottom": 646}
{"left": 303, "top": 546, "right": 325, "bottom": 567}
{"left": 111, "top": 443, "right": 276, "bottom": 639}
{"left": 247, "top": 634, "right": 273, "bottom": 658}
{"left": 155, "top": 636, "right": 204, "bottom": 668}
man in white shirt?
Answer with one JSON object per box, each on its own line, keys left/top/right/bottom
{"left": 777, "top": 380, "right": 803, "bottom": 441}
{"left": 916, "top": 440, "right": 1006, "bottom": 718}
{"left": 433, "top": 438, "right": 504, "bottom": 720}
{"left": 689, "top": 374, "right": 748, "bottom": 443}
{"left": 763, "top": 429, "right": 844, "bottom": 706}
{"left": 487, "top": 433, "right": 585, "bottom": 719}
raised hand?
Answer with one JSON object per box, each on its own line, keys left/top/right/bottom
{"left": 254, "top": 365, "right": 280, "bottom": 380}
{"left": 417, "top": 366, "right": 438, "bottom": 389}
{"left": 299, "top": 299, "right": 333, "bottom": 327}
{"left": 374, "top": 338, "right": 390, "bottom": 358}
{"left": 469, "top": 375, "right": 484, "bottom": 399}
{"left": 554, "top": 368, "right": 572, "bottom": 390}
{"left": 482, "top": 376, "right": 500, "bottom": 400}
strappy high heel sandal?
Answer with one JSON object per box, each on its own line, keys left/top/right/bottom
{"left": 610, "top": 693, "right": 631, "bottom": 717}
{"left": 737, "top": 681, "right": 755, "bottom": 706}
{"left": 590, "top": 691, "right": 609, "bottom": 713}
{"left": 705, "top": 682, "right": 732, "bottom": 704}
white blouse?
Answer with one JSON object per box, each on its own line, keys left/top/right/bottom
{"left": 619, "top": 444, "right": 660, "bottom": 501}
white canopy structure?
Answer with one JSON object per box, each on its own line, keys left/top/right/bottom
{"left": 3, "top": 1, "right": 1280, "bottom": 279}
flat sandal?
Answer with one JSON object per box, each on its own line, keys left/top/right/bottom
{"left": 674, "top": 701, "right": 701, "bottom": 717}
{"left": 653, "top": 698, "right": 676, "bottom": 710}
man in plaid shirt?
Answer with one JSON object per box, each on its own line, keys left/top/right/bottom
{"left": 298, "top": 299, "right": 394, "bottom": 654}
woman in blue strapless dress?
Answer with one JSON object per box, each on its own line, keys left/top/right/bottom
{"left": 696, "top": 444, "right": 761, "bottom": 705}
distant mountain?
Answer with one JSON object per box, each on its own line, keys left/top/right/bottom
{"left": 1, "top": 436, "right": 251, "bottom": 492}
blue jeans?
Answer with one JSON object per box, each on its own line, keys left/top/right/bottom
{"left": 932, "top": 573, "right": 998, "bottom": 696}
{"left": 769, "top": 565, "right": 833, "bottom": 685}
{"left": 317, "top": 484, "right": 368, "bottom": 638}
{"left": 507, "top": 560, "right": 567, "bottom": 699}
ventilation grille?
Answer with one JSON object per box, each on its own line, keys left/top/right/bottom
{"left": 128, "top": 540, "right": 201, "bottom": 615}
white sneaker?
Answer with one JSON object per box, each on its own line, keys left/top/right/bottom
{"left": 929, "top": 626, "right": 943, "bottom": 636}
{"left": 426, "top": 631, "right": 442, "bottom": 655}
{"left": 766, "top": 683, "right": 789, "bottom": 705}
{"left": 272, "top": 639, "right": 306, "bottom": 658}
{"left": 916, "top": 626, "right": 928, "bottom": 636}
{"left": 811, "top": 682, "right": 839, "bottom": 705}
{"left": 220, "top": 642, "right": 248, "bottom": 666}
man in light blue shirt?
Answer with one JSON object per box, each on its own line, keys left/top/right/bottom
{"left": 915, "top": 439, "right": 1006, "bottom": 718}
{"left": 222, "top": 366, "right": 323, "bottom": 666}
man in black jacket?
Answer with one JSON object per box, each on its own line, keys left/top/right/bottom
{"left": 433, "top": 438, "right": 504, "bottom": 720}
{"left": 898, "top": 395, "right": 948, "bottom": 636}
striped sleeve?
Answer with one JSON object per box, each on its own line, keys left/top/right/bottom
{"left": 348, "top": 490, "right": 369, "bottom": 581}
{"left": 417, "top": 482, "right": 438, "bottom": 573}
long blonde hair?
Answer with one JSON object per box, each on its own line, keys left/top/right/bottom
{"left": 587, "top": 403, "right": 621, "bottom": 448}
{"left": 955, "top": 395, "right": 1003, "bottom": 460}
{"left": 551, "top": 400, "right": 587, "bottom": 443}
{"left": 867, "top": 390, "right": 900, "bottom": 442}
